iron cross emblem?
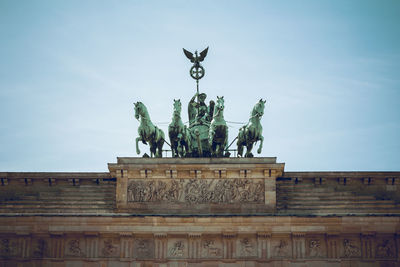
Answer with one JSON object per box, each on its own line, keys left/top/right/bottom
{"left": 183, "top": 47, "right": 208, "bottom": 80}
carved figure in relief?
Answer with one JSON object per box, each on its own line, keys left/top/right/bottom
{"left": 136, "top": 239, "right": 152, "bottom": 258}
{"left": 376, "top": 239, "right": 394, "bottom": 258}
{"left": 102, "top": 239, "right": 118, "bottom": 257}
{"left": 127, "top": 179, "right": 264, "bottom": 204}
{"left": 169, "top": 241, "right": 185, "bottom": 257}
{"left": 202, "top": 240, "right": 221, "bottom": 257}
{"left": 309, "top": 239, "right": 322, "bottom": 257}
{"left": 33, "top": 239, "right": 47, "bottom": 257}
{"left": 68, "top": 239, "right": 82, "bottom": 256}
{"left": 240, "top": 238, "right": 255, "bottom": 256}
{"left": 343, "top": 239, "right": 360, "bottom": 258}
{"left": 274, "top": 240, "right": 289, "bottom": 257}
{"left": 0, "top": 238, "right": 17, "bottom": 257}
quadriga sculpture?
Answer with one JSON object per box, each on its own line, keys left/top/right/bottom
{"left": 168, "top": 99, "right": 191, "bottom": 157}
{"left": 237, "top": 99, "right": 266, "bottom": 157}
{"left": 134, "top": 102, "right": 165, "bottom": 157}
{"left": 209, "top": 96, "right": 228, "bottom": 157}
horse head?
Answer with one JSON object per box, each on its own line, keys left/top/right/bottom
{"left": 134, "top": 101, "right": 146, "bottom": 120}
{"left": 213, "top": 96, "right": 225, "bottom": 117}
{"left": 216, "top": 96, "right": 225, "bottom": 110}
{"left": 252, "top": 99, "right": 266, "bottom": 118}
{"left": 173, "top": 99, "right": 182, "bottom": 116}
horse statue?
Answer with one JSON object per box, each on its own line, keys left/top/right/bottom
{"left": 209, "top": 96, "right": 228, "bottom": 157}
{"left": 134, "top": 101, "right": 165, "bottom": 157}
{"left": 237, "top": 99, "right": 266, "bottom": 157}
{"left": 168, "top": 99, "right": 191, "bottom": 157}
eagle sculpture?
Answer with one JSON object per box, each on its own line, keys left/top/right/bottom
{"left": 183, "top": 47, "right": 209, "bottom": 68}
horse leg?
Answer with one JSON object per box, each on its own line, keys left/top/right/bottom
{"left": 183, "top": 139, "right": 189, "bottom": 157}
{"left": 170, "top": 141, "right": 175, "bottom": 157}
{"left": 149, "top": 143, "right": 156, "bottom": 158}
{"left": 173, "top": 140, "right": 177, "bottom": 157}
{"left": 236, "top": 128, "right": 245, "bottom": 157}
{"left": 215, "top": 144, "right": 221, "bottom": 157}
{"left": 175, "top": 143, "right": 180, "bottom": 157}
{"left": 210, "top": 142, "right": 217, "bottom": 157}
{"left": 257, "top": 136, "right": 264, "bottom": 154}
{"left": 237, "top": 138, "right": 243, "bottom": 157}
{"left": 223, "top": 136, "right": 228, "bottom": 157}
{"left": 136, "top": 137, "right": 142, "bottom": 155}
{"left": 245, "top": 142, "right": 254, "bottom": 158}
{"left": 156, "top": 139, "right": 164, "bottom": 158}
{"left": 177, "top": 141, "right": 183, "bottom": 157}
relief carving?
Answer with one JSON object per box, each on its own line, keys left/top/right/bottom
{"left": 239, "top": 238, "right": 256, "bottom": 257}
{"left": 134, "top": 239, "right": 155, "bottom": 259}
{"left": 376, "top": 239, "right": 395, "bottom": 258}
{"left": 66, "top": 239, "right": 84, "bottom": 257}
{"left": 201, "top": 239, "right": 222, "bottom": 258}
{"left": 32, "top": 238, "right": 48, "bottom": 258}
{"left": 0, "top": 238, "right": 18, "bottom": 257}
{"left": 101, "top": 239, "right": 119, "bottom": 257}
{"left": 343, "top": 239, "right": 360, "bottom": 258}
{"left": 273, "top": 240, "right": 290, "bottom": 257}
{"left": 309, "top": 239, "right": 322, "bottom": 257}
{"left": 168, "top": 240, "right": 186, "bottom": 258}
{"left": 127, "top": 178, "right": 264, "bottom": 204}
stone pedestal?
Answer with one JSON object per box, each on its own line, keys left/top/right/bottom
{"left": 108, "top": 157, "right": 285, "bottom": 215}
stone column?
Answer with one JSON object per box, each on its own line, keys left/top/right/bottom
{"left": 292, "top": 232, "right": 306, "bottom": 259}
{"left": 120, "top": 232, "right": 133, "bottom": 259}
{"left": 326, "top": 233, "right": 340, "bottom": 259}
{"left": 16, "top": 233, "right": 31, "bottom": 259}
{"left": 257, "top": 232, "right": 271, "bottom": 259}
{"left": 116, "top": 169, "right": 128, "bottom": 210}
{"left": 396, "top": 231, "right": 400, "bottom": 261}
{"left": 154, "top": 233, "right": 167, "bottom": 260}
{"left": 361, "top": 232, "right": 375, "bottom": 260}
{"left": 84, "top": 232, "right": 99, "bottom": 259}
{"left": 222, "top": 233, "right": 236, "bottom": 259}
{"left": 264, "top": 169, "right": 277, "bottom": 210}
{"left": 188, "top": 233, "right": 201, "bottom": 259}
{"left": 50, "top": 232, "right": 64, "bottom": 259}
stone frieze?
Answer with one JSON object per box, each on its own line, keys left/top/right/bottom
{"left": 127, "top": 178, "right": 264, "bottom": 204}
{"left": 1, "top": 234, "right": 397, "bottom": 261}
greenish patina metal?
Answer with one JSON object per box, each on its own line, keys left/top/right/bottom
{"left": 237, "top": 99, "right": 266, "bottom": 157}
{"left": 134, "top": 102, "right": 165, "bottom": 158}
{"left": 133, "top": 47, "right": 266, "bottom": 158}
{"left": 183, "top": 47, "right": 209, "bottom": 118}
{"left": 182, "top": 47, "right": 216, "bottom": 157}
{"left": 168, "top": 99, "right": 191, "bottom": 157}
{"left": 209, "top": 96, "right": 228, "bottom": 157}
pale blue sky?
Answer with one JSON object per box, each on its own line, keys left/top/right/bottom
{"left": 0, "top": 0, "right": 399, "bottom": 171}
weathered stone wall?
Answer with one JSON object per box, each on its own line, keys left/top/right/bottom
{"left": 0, "top": 172, "right": 115, "bottom": 214}
{"left": 278, "top": 171, "right": 400, "bottom": 215}
{"left": 109, "top": 157, "right": 284, "bottom": 214}
{"left": 0, "top": 217, "right": 399, "bottom": 266}
{"left": 1, "top": 158, "right": 400, "bottom": 266}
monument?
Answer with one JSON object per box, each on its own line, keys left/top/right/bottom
{"left": 135, "top": 47, "right": 265, "bottom": 159}
{"left": 0, "top": 48, "right": 399, "bottom": 266}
